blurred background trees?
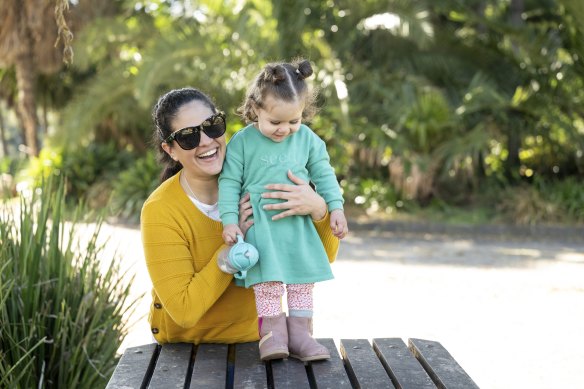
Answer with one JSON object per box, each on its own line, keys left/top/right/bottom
{"left": 1, "top": 0, "right": 583, "bottom": 225}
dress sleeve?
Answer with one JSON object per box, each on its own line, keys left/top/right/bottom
{"left": 306, "top": 130, "right": 344, "bottom": 212}
{"left": 218, "top": 134, "right": 244, "bottom": 226}
{"left": 141, "top": 202, "right": 233, "bottom": 328}
{"left": 312, "top": 210, "right": 340, "bottom": 263}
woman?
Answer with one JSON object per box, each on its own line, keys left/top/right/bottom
{"left": 141, "top": 87, "right": 339, "bottom": 344}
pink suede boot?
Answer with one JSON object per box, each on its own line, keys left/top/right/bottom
{"left": 258, "top": 313, "right": 289, "bottom": 360}
{"left": 286, "top": 316, "right": 330, "bottom": 362}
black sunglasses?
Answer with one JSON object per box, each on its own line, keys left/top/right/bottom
{"left": 163, "top": 112, "right": 226, "bottom": 150}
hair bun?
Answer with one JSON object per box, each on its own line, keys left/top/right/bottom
{"left": 264, "top": 64, "right": 288, "bottom": 84}
{"left": 296, "top": 60, "right": 313, "bottom": 80}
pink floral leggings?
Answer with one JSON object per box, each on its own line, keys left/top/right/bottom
{"left": 253, "top": 281, "right": 314, "bottom": 317}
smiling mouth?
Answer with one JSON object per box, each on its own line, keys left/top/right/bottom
{"left": 197, "top": 148, "right": 218, "bottom": 159}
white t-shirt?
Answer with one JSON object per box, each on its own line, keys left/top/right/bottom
{"left": 186, "top": 194, "right": 221, "bottom": 221}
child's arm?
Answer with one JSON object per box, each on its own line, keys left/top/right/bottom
{"left": 218, "top": 134, "right": 245, "bottom": 228}
{"left": 306, "top": 129, "right": 347, "bottom": 238}
{"left": 222, "top": 224, "right": 243, "bottom": 245}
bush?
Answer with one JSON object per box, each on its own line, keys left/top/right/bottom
{"left": 110, "top": 151, "right": 159, "bottom": 222}
{"left": 538, "top": 177, "right": 584, "bottom": 222}
{"left": 343, "top": 178, "right": 414, "bottom": 215}
{"left": 60, "top": 143, "right": 133, "bottom": 206}
{"left": 0, "top": 179, "right": 135, "bottom": 388}
{"left": 495, "top": 177, "right": 584, "bottom": 225}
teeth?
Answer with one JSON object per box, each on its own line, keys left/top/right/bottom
{"left": 198, "top": 148, "right": 217, "bottom": 158}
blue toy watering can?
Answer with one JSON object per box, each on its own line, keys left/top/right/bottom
{"left": 227, "top": 235, "right": 259, "bottom": 280}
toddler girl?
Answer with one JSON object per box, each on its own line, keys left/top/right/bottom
{"left": 218, "top": 59, "right": 347, "bottom": 361}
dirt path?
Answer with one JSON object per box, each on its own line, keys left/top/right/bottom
{"left": 100, "top": 222, "right": 584, "bottom": 389}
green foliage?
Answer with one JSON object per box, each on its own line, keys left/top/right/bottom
{"left": 344, "top": 178, "right": 414, "bottom": 214}
{"left": 496, "top": 184, "right": 563, "bottom": 225}
{"left": 60, "top": 143, "right": 133, "bottom": 206}
{"left": 536, "top": 177, "right": 584, "bottom": 221}
{"left": 111, "top": 151, "right": 159, "bottom": 222}
{"left": 496, "top": 177, "right": 584, "bottom": 225}
{"left": 15, "top": 147, "right": 63, "bottom": 187}
{"left": 0, "top": 156, "right": 26, "bottom": 198}
{"left": 0, "top": 156, "right": 26, "bottom": 176}
{"left": 0, "top": 178, "right": 135, "bottom": 388}
{"left": 3, "top": 0, "right": 584, "bottom": 226}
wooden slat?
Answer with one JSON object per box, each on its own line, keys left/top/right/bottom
{"left": 149, "top": 343, "right": 193, "bottom": 388}
{"left": 106, "top": 343, "right": 158, "bottom": 389}
{"left": 270, "top": 358, "right": 310, "bottom": 388}
{"left": 233, "top": 342, "right": 267, "bottom": 389}
{"left": 409, "top": 339, "right": 479, "bottom": 389}
{"left": 189, "top": 343, "right": 228, "bottom": 388}
{"left": 373, "top": 338, "right": 435, "bottom": 389}
{"left": 309, "top": 338, "right": 352, "bottom": 389}
{"left": 340, "top": 339, "right": 395, "bottom": 389}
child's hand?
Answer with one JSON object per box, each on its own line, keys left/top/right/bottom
{"left": 223, "top": 224, "right": 243, "bottom": 245}
{"left": 330, "top": 209, "right": 348, "bottom": 239}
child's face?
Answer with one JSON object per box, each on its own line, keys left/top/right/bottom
{"left": 254, "top": 95, "right": 304, "bottom": 142}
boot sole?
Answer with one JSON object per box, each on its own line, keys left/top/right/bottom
{"left": 261, "top": 351, "right": 289, "bottom": 361}
{"left": 289, "top": 353, "right": 330, "bottom": 362}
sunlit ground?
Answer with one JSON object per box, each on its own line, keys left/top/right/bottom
{"left": 96, "top": 223, "right": 584, "bottom": 389}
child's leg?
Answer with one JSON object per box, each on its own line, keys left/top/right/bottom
{"left": 286, "top": 283, "right": 314, "bottom": 317}
{"left": 286, "top": 283, "right": 330, "bottom": 362}
{"left": 253, "top": 281, "right": 285, "bottom": 317}
{"left": 252, "top": 281, "right": 288, "bottom": 360}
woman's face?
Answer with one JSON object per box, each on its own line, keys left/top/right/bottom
{"left": 162, "top": 101, "right": 226, "bottom": 179}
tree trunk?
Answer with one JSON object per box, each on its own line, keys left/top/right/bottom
{"left": 0, "top": 104, "right": 8, "bottom": 157}
{"left": 505, "top": 0, "right": 524, "bottom": 181}
{"left": 273, "top": 0, "right": 307, "bottom": 58}
{"left": 14, "top": 31, "right": 40, "bottom": 157}
{"left": 42, "top": 95, "right": 49, "bottom": 134}
{"left": 505, "top": 114, "right": 522, "bottom": 180}
{"left": 510, "top": 0, "right": 524, "bottom": 26}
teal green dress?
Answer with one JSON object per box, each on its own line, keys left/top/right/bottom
{"left": 218, "top": 124, "right": 343, "bottom": 288}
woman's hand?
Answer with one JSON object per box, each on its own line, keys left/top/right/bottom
{"left": 261, "top": 170, "right": 327, "bottom": 221}
{"left": 238, "top": 192, "right": 254, "bottom": 236}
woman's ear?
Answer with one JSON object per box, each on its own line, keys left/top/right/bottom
{"left": 161, "top": 142, "right": 177, "bottom": 161}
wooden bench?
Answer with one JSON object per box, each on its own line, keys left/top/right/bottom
{"left": 106, "top": 338, "right": 478, "bottom": 388}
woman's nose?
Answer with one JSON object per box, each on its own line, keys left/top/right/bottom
{"left": 198, "top": 131, "right": 213, "bottom": 146}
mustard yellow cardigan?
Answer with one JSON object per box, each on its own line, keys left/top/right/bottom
{"left": 141, "top": 172, "right": 340, "bottom": 344}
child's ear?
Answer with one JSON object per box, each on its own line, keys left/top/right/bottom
{"left": 251, "top": 104, "right": 259, "bottom": 119}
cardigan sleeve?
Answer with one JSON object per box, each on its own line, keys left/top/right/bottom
{"left": 141, "top": 202, "right": 233, "bottom": 329}
{"left": 312, "top": 211, "right": 340, "bottom": 263}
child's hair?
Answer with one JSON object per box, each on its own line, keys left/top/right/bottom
{"left": 151, "top": 87, "right": 217, "bottom": 182}
{"left": 238, "top": 58, "right": 318, "bottom": 123}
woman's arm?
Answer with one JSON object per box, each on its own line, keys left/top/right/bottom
{"left": 141, "top": 203, "right": 233, "bottom": 328}
{"left": 260, "top": 170, "right": 340, "bottom": 262}
{"left": 262, "top": 170, "right": 327, "bottom": 221}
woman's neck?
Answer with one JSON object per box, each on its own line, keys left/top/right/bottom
{"left": 180, "top": 171, "right": 218, "bottom": 205}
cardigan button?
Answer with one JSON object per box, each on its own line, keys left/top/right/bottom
{"left": 151, "top": 328, "right": 159, "bottom": 334}
{"left": 154, "top": 303, "right": 162, "bottom": 309}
